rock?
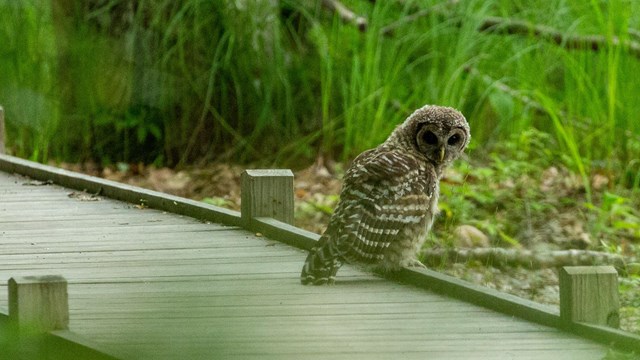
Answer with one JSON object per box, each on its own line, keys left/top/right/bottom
{"left": 592, "top": 173, "right": 609, "bottom": 190}
{"left": 453, "top": 225, "right": 490, "bottom": 248}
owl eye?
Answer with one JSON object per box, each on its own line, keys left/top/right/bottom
{"left": 422, "top": 131, "right": 438, "bottom": 145}
{"left": 447, "top": 134, "right": 461, "bottom": 146}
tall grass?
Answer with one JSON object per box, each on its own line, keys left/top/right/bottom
{"left": 0, "top": 0, "right": 638, "bottom": 184}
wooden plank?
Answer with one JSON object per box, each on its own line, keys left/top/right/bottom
{"left": 0, "top": 248, "right": 301, "bottom": 264}
{"left": 0, "top": 257, "right": 305, "bottom": 274}
{"left": 63, "top": 279, "right": 413, "bottom": 298}
{"left": 0, "top": 235, "right": 287, "bottom": 253}
{"left": 0, "top": 242, "right": 276, "bottom": 256}
{"left": 62, "top": 329, "right": 603, "bottom": 348}
{"left": 51, "top": 333, "right": 606, "bottom": 360}
{"left": 65, "top": 294, "right": 486, "bottom": 310}
{"left": 0, "top": 154, "right": 241, "bottom": 226}
{"left": 0, "top": 218, "right": 215, "bottom": 231}
{"left": 67, "top": 316, "right": 542, "bottom": 331}
{"left": 0, "top": 224, "right": 235, "bottom": 238}
{"left": 59, "top": 319, "right": 601, "bottom": 342}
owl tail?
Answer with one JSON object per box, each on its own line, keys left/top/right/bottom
{"left": 300, "top": 239, "right": 343, "bottom": 285}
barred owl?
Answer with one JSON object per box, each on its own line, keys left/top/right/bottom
{"left": 301, "top": 105, "right": 470, "bottom": 285}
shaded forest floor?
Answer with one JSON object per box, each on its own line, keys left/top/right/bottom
{"left": 59, "top": 140, "right": 640, "bottom": 335}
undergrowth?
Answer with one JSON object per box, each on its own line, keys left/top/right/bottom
{"left": 436, "top": 129, "right": 640, "bottom": 257}
{"left": 0, "top": 0, "right": 638, "bottom": 193}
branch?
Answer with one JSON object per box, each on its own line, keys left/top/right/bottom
{"left": 381, "top": 0, "right": 458, "bottom": 36}
{"left": 478, "top": 16, "right": 640, "bottom": 59}
{"left": 380, "top": 4, "right": 640, "bottom": 59}
{"left": 321, "top": 0, "right": 367, "bottom": 32}
{"left": 421, "top": 247, "right": 628, "bottom": 273}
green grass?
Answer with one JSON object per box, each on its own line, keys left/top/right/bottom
{"left": 435, "top": 128, "right": 640, "bottom": 250}
{"left": 0, "top": 0, "right": 639, "bottom": 188}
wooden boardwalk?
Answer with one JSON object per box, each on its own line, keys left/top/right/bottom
{"left": 0, "top": 157, "right": 633, "bottom": 359}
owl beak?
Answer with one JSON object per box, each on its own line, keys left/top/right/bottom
{"left": 439, "top": 146, "right": 445, "bottom": 162}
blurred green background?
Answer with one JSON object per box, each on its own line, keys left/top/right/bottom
{"left": 1, "top": 0, "right": 638, "bottom": 177}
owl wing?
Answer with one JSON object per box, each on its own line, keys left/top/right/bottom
{"left": 333, "top": 148, "right": 437, "bottom": 264}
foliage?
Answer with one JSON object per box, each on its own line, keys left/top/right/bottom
{"left": 0, "top": 0, "right": 638, "bottom": 179}
{"left": 436, "top": 128, "right": 640, "bottom": 261}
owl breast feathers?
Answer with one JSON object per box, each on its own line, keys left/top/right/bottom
{"left": 301, "top": 105, "right": 470, "bottom": 285}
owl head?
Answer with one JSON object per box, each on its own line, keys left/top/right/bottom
{"left": 390, "top": 105, "right": 470, "bottom": 166}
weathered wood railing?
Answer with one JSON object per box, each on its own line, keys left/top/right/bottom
{"left": 213, "top": 168, "right": 640, "bottom": 353}
{"left": 0, "top": 154, "right": 639, "bottom": 356}
{"left": 3, "top": 275, "right": 119, "bottom": 359}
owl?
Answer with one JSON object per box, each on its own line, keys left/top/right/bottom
{"left": 300, "top": 105, "right": 470, "bottom": 285}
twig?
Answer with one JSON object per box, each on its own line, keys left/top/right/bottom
{"left": 321, "top": 0, "right": 367, "bottom": 32}
{"left": 421, "top": 247, "right": 628, "bottom": 273}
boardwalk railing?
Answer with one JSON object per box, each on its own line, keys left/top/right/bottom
{"left": 2, "top": 275, "right": 120, "bottom": 359}
{"left": 1, "top": 154, "right": 639, "bottom": 357}
{"left": 240, "top": 169, "right": 639, "bottom": 353}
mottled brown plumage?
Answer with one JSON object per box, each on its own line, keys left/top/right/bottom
{"left": 301, "top": 105, "right": 470, "bottom": 285}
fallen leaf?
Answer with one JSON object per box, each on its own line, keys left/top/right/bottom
{"left": 23, "top": 179, "right": 53, "bottom": 186}
{"left": 68, "top": 192, "right": 100, "bottom": 201}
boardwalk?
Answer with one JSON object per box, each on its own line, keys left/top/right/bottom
{"left": 0, "top": 159, "right": 626, "bottom": 359}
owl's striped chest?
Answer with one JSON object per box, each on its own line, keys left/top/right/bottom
{"left": 334, "top": 157, "right": 440, "bottom": 268}
{"left": 379, "top": 167, "right": 439, "bottom": 270}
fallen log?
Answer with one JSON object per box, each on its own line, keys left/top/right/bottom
{"left": 421, "top": 247, "right": 628, "bottom": 273}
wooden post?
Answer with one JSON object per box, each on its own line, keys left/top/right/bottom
{"left": 559, "top": 266, "right": 619, "bottom": 328}
{"left": 241, "top": 169, "right": 294, "bottom": 227}
{"left": 0, "top": 105, "right": 5, "bottom": 154}
{"left": 9, "top": 275, "right": 69, "bottom": 334}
